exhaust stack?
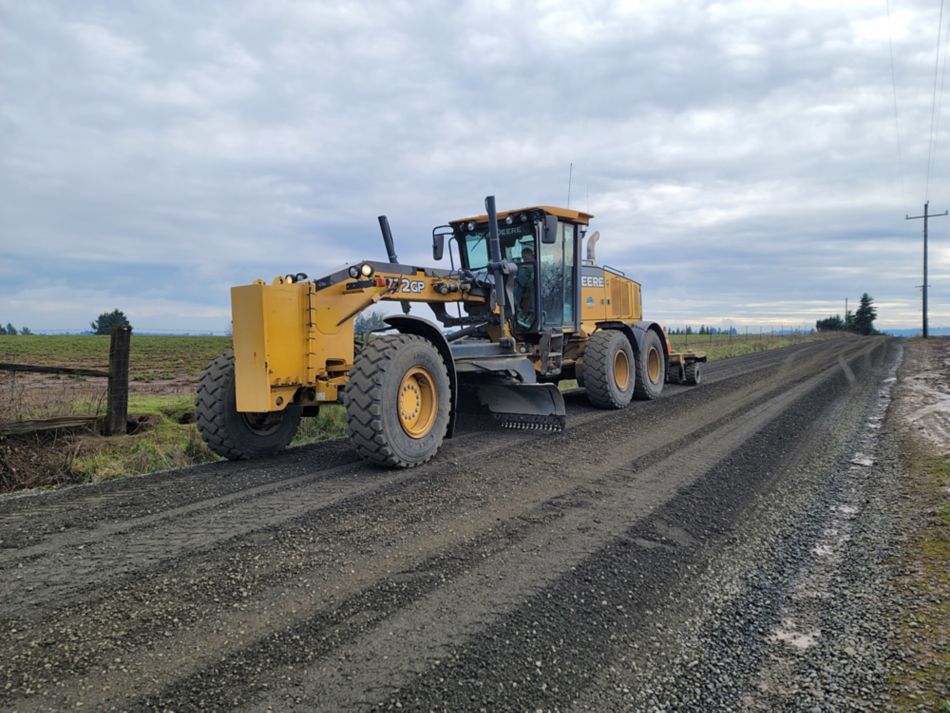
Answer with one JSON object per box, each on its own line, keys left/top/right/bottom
{"left": 585, "top": 230, "right": 600, "bottom": 265}
{"left": 377, "top": 215, "right": 399, "bottom": 264}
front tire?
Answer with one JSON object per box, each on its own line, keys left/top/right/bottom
{"left": 582, "top": 330, "right": 636, "bottom": 409}
{"left": 346, "top": 334, "right": 451, "bottom": 468}
{"left": 196, "top": 350, "right": 302, "bottom": 460}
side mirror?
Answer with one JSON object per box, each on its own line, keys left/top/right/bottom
{"left": 432, "top": 225, "right": 453, "bottom": 261}
{"left": 542, "top": 214, "right": 558, "bottom": 244}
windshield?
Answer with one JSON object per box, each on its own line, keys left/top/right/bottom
{"left": 462, "top": 222, "right": 537, "bottom": 271}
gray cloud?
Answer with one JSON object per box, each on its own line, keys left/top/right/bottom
{"left": 0, "top": 0, "right": 947, "bottom": 331}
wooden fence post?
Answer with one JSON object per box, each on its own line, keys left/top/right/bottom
{"left": 105, "top": 326, "right": 131, "bottom": 436}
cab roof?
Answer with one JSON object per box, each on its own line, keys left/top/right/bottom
{"left": 450, "top": 205, "right": 593, "bottom": 226}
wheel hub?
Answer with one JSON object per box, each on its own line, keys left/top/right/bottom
{"left": 613, "top": 349, "right": 630, "bottom": 390}
{"left": 241, "top": 411, "right": 284, "bottom": 436}
{"left": 647, "top": 347, "right": 662, "bottom": 384}
{"left": 398, "top": 367, "right": 437, "bottom": 439}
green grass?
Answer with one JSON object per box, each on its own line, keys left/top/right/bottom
{"left": 69, "top": 397, "right": 217, "bottom": 482}
{"left": 66, "top": 398, "right": 348, "bottom": 484}
{"left": 128, "top": 394, "right": 196, "bottom": 422}
{"left": 292, "top": 405, "right": 347, "bottom": 445}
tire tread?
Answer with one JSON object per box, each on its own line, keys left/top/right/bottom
{"left": 346, "top": 334, "right": 449, "bottom": 468}
{"left": 583, "top": 330, "right": 631, "bottom": 409}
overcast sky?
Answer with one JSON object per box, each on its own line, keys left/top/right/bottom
{"left": 2, "top": 0, "right": 950, "bottom": 332}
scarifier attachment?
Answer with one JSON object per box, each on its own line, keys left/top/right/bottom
{"left": 474, "top": 382, "right": 566, "bottom": 432}
{"left": 494, "top": 413, "right": 566, "bottom": 431}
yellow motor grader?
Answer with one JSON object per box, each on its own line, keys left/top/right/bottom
{"left": 196, "top": 196, "right": 704, "bottom": 467}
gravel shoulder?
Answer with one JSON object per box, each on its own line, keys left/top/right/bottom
{"left": 0, "top": 336, "right": 921, "bottom": 712}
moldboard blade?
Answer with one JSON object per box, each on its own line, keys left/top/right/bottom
{"left": 475, "top": 382, "right": 566, "bottom": 432}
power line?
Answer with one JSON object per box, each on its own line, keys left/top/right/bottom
{"left": 925, "top": 0, "right": 946, "bottom": 200}
{"left": 886, "top": 0, "right": 906, "bottom": 201}
{"left": 930, "top": 6, "right": 950, "bottom": 192}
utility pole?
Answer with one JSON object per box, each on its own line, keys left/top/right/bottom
{"left": 906, "top": 201, "right": 948, "bottom": 338}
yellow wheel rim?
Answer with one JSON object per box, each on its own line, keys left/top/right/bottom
{"left": 613, "top": 349, "right": 631, "bottom": 391}
{"left": 647, "top": 347, "right": 662, "bottom": 384}
{"left": 398, "top": 366, "right": 438, "bottom": 439}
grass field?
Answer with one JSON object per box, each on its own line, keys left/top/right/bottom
{"left": 0, "top": 331, "right": 830, "bottom": 491}
{"left": 667, "top": 331, "right": 818, "bottom": 360}
{"left": 0, "top": 334, "right": 231, "bottom": 382}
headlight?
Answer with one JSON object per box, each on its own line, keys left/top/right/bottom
{"left": 360, "top": 263, "right": 374, "bottom": 277}
{"left": 467, "top": 222, "right": 475, "bottom": 231}
{"left": 348, "top": 265, "right": 360, "bottom": 278}
{"left": 505, "top": 215, "right": 513, "bottom": 225}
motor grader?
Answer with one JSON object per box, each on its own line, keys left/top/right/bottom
{"left": 196, "top": 196, "right": 705, "bottom": 467}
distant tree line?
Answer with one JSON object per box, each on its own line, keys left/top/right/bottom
{"left": 0, "top": 323, "right": 32, "bottom": 335}
{"left": 0, "top": 310, "right": 135, "bottom": 336}
{"left": 667, "top": 325, "right": 739, "bottom": 336}
{"left": 816, "top": 293, "right": 878, "bottom": 335}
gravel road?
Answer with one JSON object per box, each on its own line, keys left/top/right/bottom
{"left": 0, "top": 336, "right": 907, "bottom": 711}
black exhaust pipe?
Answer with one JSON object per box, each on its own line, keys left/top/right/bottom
{"left": 485, "top": 196, "right": 508, "bottom": 325}
{"left": 377, "top": 215, "right": 398, "bottom": 264}
{"left": 378, "top": 214, "right": 410, "bottom": 313}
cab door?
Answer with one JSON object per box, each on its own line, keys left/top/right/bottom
{"left": 538, "top": 220, "right": 579, "bottom": 331}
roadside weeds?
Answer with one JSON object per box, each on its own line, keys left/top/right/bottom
{"left": 0, "top": 400, "right": 348, "bottom": 493}
{"left": 889, "top": 435, "right": 950, "bottom": 711}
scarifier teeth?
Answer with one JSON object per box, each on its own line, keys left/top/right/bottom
{"left": 494, "top": 414, "right": 565, "bottom": 432}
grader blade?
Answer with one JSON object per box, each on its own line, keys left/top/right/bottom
{"left": 475, "top": 382, "right": 566, "bottom": 432}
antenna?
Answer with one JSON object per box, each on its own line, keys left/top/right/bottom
{"left": 567, "top": 162, "right": 573, "bottom": 207}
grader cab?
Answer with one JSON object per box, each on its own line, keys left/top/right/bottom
{"left": 196, "top": 196, "right": 705, "bottom": 467}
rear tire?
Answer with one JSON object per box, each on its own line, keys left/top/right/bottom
{"left": 667, "top": 362, "right": 683, "bottom": 384}
{"left": 196, "top": 350, "right": 301, "bottom": 460}
{"left": 684, "top": 361, "right": 702, "bottom": 386}
{"left": 633, "top": 330, "right": 666, "bottom": 400}
{"left": 346, "top": 334, "right": 451, "bottom": 468}
{"left": 582, "top": 330, "right": 635, "bottom": 409}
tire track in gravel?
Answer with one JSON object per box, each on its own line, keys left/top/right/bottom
{"left": 1, "top": 340, "right": 876, "bottom": 712}
{"left": 0, "top": 439, "right": 362, "bottom": 542}
{"left": 0, "top": 339, "right": 856, "bottom": 619}
{"left": 228, "top": 343, "right": 872, "bottom": 713}
{"left": 0, "top": 338, "right": 873, "bottom": 712}
{"left": 365, "top": 339, "right": 895, "bottom": 713}
{"left": 0, "top": 338, "right": 836, "bottom": 543}
{"left": 0, "top": 339, "right": 838, "bottom": 539}
{"left": 567, "top": 339, "right": 899, "bottom": 712}
{"left": 0, "top": 429, "right": 534, "bottom": 616}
